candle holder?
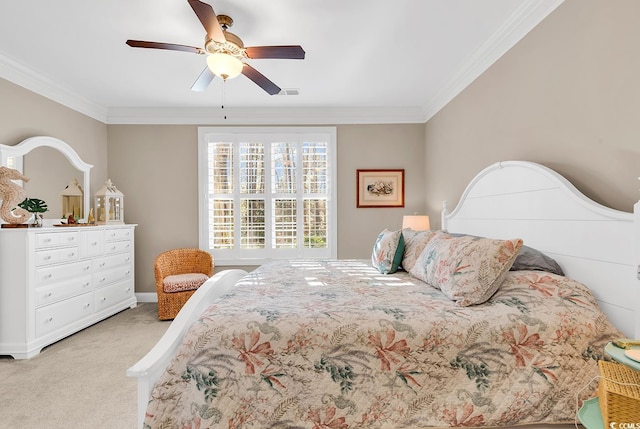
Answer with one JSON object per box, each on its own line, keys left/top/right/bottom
{"left": 95, "top": 179, "right": 124, "bottom": 225}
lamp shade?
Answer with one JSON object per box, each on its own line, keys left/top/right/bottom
{"left": 206, "top": 53, "right": 243, "bottom": 80}
{"left": 402, "top": 215, "right": 430, "bottom": 231}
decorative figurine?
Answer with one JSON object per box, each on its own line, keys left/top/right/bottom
{"left": 0, "top": 166, "right": 31, "bottom": 224}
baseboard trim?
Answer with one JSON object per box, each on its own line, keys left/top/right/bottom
{"left": 135, "top": 292, "right": 158, "bottom": 303}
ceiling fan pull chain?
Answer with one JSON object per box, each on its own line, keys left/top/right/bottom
{"left": 221, "top": 80, "right": 227, "bottom": 120}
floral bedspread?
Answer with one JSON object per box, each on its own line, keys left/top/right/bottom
{"left": 144, "top": 259, "right": 621, "bottom": 428}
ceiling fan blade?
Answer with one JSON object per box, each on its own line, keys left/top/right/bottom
{"left": 126, "top": 40, "right": 204, "bottom": 55}
{"left": 187, "top": 0, "right": 226, "bottom": 43}
{"left": 242, "top": 63, "right": 281, "bottom": 95}
{"left": 191, "top": 67, "right": 215, "bottom": 92}
{"left": 245, "top": 46, "right": 305, "bottom": 60}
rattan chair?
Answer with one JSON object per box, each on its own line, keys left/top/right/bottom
{"left": 154, "top": 248, "right": 214, "bottom": 320}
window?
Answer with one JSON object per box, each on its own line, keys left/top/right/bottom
{"left": 198, "top": 127, "right": 337, "bottom": 265}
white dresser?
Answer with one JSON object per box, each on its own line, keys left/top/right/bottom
{"left": 0, "top": 224, "right": 137, "bottom": 359}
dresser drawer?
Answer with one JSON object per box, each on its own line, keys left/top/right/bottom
{"left": 104, "top": 240, "right": 132, "bottom": 255}
{"left": 35, "top": 246, "right": 80, "bottom": 267}
{"left": 95, "top": 280, "right": 134, "bottom": 312}
{"left": 105, "top": 228, "right": 133, "bottom": 241}
{"left": 35, "top": 276, "right": 92, "bottom": 307}
{"left": 35, "top": 231, "right": 79, "bottom": 249}
{"left": 93, "top": 264, "right": 133, "bottom": 288}
{"left": 81, "top": 230, "right": 104, "bottom": 258}
{"left": 35, "top": 292, "right": 94, "bottom": 337}
{"left": 36, "top": 260, "right": 92, "bottom": 287}
{"left": 94, "top": 253, "right": 132, "bottom": 271}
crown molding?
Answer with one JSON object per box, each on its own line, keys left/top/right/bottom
{"left": 0, "top": 49, "right": 426, "bottom": 124}
{"left": 0, "top": 50, "right": 108, "bottom": 123}
{"left": 421, "top": 0, "right": 564, "bottom": 121}
{"left": 105, "top": 106, "right": 427, "bottom": 125}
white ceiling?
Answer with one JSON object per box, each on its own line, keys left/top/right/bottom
{"left": 0, "top": 0, "right": 562, "bottom": 124}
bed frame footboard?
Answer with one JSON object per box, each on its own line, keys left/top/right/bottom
{"left": 126, "top": 269, "right": 247, "bottom": 429}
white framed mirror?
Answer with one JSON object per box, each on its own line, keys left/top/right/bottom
{"left": 0, "top": 136, "right": 92, "bottom": 221}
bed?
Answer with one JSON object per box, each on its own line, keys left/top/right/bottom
{"left": 127, "top": 160, "right": 640, "bottom": 429}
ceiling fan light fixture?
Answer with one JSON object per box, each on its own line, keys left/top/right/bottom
{"left": 206, "top": 53, "right": 243, "bottom": 80}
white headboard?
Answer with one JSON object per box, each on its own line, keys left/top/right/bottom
{"left": 442, "top": 160, "right": 640, "bottom": 338}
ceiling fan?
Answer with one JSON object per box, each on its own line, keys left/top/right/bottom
{"left": 126, "top": 0, "right": 305, "bottom": 95}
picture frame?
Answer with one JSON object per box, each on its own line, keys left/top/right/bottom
{"left": 356, "top": 169, "right": 405, "bottom": 208}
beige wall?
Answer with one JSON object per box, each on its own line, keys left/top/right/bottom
{"left": 424, "top": 0, "right": 640, "bottom": 228}
{"left": 108, "top": 123, "right": 426, "bottom": 293}
{"left": 0, "top": 79, "right": 108, "bottom": 216}
{"left": 337, "top": 124, "right": 426, "bottom": 257}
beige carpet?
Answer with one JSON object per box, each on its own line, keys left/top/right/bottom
{"left": 0, "top": 303, "right": 169, "bottom": 429}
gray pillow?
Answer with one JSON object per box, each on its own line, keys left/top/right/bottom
{"left": 510, "top": 245, "right": 564, "bottom": 276}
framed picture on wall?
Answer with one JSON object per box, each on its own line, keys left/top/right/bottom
{"left": 356, "top": 169, "right": 405, "bottom": 208}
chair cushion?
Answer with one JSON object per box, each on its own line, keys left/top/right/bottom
{"left": 163, "top": 273, "right": 209, "bottom": 293}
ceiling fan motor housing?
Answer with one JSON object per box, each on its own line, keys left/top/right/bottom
{"left": 204, "top": 14, "right": 245, "bottom": 59}
{"left": 205, "top": 31, "right": 245, "bottom": 59}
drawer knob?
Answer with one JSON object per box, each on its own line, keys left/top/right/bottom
{"left": 45, "top": 274, "right": 52, "bottom": 279}
{"left": 47, "top": 317, "right": 53, "bottom": 323}
{"left": 92, "top": 242, "right": 98, "bottom": 246}
{"left": 101, "top": 297, "right": 106, "bottom": 301}
{"left": 46, "top": 292, "right": 53, "bottom": 297}
{"left": 100, "top": 277, "right": 106, "bottom": 282}
{"left": 84, "top": 282, "right": 90, "bottom": 287}
{"left": 84, "top": 303, "right": 91, "bottom": 308}
{"left": 44, "top": 255, "right": 52, "bottom": 260}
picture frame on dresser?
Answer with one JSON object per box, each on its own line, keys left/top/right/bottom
{"left": 0, "top": 136, "right": 137, "bottom": 359}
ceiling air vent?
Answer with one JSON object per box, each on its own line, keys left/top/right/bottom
{"left": 277, "top": 88, "right": 299, "bottom": 96}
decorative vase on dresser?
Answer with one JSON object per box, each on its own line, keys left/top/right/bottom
{"left": 0, "top": 224, "right": 137, "bottom": 359}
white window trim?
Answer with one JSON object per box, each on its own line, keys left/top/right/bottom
{"left": 198, "top": 126, "right": 337, "bottom": 265}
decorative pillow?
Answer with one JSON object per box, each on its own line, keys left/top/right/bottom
{"left": 510, "top": 245, "right": 564, "bottom": 276}
{"left": 401, "top": 228, "right": 437, "bottom": 272}
{"left": 409, "top": 231, "right": 523, "bottom": 306}
{"left": 449, "top": 233, "right": 563, "bottom": 276}
{"left": 371, "top": 229, "right": 405, "bottom": 274}
{"left": 163, "top": 273, "right": 210, "bottom": 293}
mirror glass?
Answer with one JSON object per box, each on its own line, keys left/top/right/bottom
{"left": 23, "top": 147, "right": 82, "bottom": 219}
